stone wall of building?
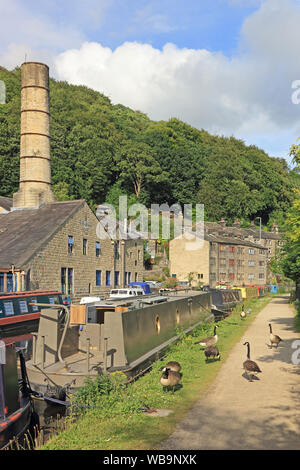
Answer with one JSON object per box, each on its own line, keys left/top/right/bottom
{"left": 169, "top": 234, "right": 268, "bottom": 288}
{"left": 169, "top": 236, "right": 210, "bottom": 286}
{"left": 24, "top": 201, "right": 144, "bottom": 300}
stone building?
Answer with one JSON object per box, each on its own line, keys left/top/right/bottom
{"left": 0, "top": 61, "right": 144, "bottom": 299}
{"left": 204, "top": 218, "right": 283, "bottom": 282}
{"left": 169, "top": 231, "right": 268, "bottom": 288}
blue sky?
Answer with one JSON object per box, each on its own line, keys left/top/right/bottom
{"left": 1, "top": 0, "right": 300, "bottom": 165}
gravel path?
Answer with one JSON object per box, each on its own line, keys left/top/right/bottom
{"left": 159, "top": 296, "right": 300, "bottom": 450}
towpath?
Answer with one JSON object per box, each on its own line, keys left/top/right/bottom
{"left": 159, "top": 295, "right": 300, "bottom": 450}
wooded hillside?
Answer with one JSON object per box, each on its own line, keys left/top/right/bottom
{"left": 0, "top": 66, "right": 299, "bottom": 227}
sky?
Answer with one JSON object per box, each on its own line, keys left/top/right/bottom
{"left": 1, "top": 0, "right": 300, "bottom": 165}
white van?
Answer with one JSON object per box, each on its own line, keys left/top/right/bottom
{"left": 109, "top": 287, "right": 145, "bottom": 300}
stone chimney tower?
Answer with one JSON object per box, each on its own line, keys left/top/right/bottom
{"left": 13, "top": 62, "right": 55, "bottom": 209}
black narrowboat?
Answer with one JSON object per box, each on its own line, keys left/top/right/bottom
{"left": 0, "top": 291, "right": 65, "bottom": 333}
{"left": 0, "top": 339, "right": 38, "bottom": 449}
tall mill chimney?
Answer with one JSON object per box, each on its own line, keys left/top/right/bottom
{"left": 13, "top": 62, "right": 56, "bottom": 209}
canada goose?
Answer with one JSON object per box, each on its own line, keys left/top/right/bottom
{"left": 204, "top": 346, "right": 221, "bottom": 362}
{"left": 243, "top": 342, "right": 261, "bottom": 382}
{"left": 159, "top": 361, "right": 181, "bottom": 373}
{"left": 269, "top": 323, "right": 283, "bottom": 348}
{"left": 195, "top": 325, "right": 219, "bottom": 347}
{"left": 160, "top": 367, "right": 181, "bottom": 393}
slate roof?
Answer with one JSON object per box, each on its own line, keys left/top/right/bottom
{"left": 0, "top": 200, "right": 85, "bottom": 269}
{"left": 0, "top": 196, "right": 13, "bottom": 212}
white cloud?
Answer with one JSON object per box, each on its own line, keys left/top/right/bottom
{"left": 1, "top": 0, "right": 300, "bottom": 160}
{"left": 53, "top": 0, "right": 300, "bottom": 159}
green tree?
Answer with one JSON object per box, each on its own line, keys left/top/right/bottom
{"left": 280, "top": 189, "right": 300, "bottom": 297}
{"left": 115, "top": 141, "right": 167, "bottom": 200}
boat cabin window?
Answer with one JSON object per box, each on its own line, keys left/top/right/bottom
{"left": 31, "top": 299, "right": 38, "bottom": 311}
{"left": 19, "top": 300, "right": 28, "bottom": 313}
{"left": 4, "top": 302, "right": 14, "bottom": 316}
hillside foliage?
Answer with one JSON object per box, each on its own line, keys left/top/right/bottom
{"left": 0, "top": 66, "right": 299, "bottom": 227}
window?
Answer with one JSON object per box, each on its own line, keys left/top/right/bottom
{"left": 259, "top": 273, "right": 265, "bottom": 279}
{"left": 229, "top": 259, "right": 235, "bottom": 266}
{"left": 249, "top": 248, "right": 255, "bottom": 255}
{"left": 106, "top": 270, "right": 111, "bottom": 286}
{"left": 229, "top": 273, "right": 235, "bottom": 280}
{"left": 259, "top": 261, "right": 265, "bottom": 266}
{"left": 138, "top": 249, "right": 141, "bottom": 261}
{"left": 114, "top": 271, "right": 119, "bottom": 286}
{"left": 6, "top": 273, "right": 13, "bottom": 292}
{"left": 96, "top": 241, "right": 101, "bottom": 257}
{"left": 229, "top": 246, "right": 235, "bottom": 253}
{"left": 19, "top": 300, "right": 28, "bottom": 314}
{"left": 114, "top": 241, "right": 120, "bottom": 260}
{"left": 0, "top": 274, "right": 4, "bottom": 293}
{"left": 4, "top": 302, "right": 14, "bottom": 316}
{"left": 31, "top": 299, "right": 38, "bottom": 312}
{"left": 61, "top": 268, "right": 66, "bottom": 294}
{"left": 96, "top": 270, "right": 101, "bottom": 286}
{"left": 83, "top": 238, "right": 87, "bottom": 256}
{"left": 68, "top": 236, "right": 74, "bottom": 254}
{"left": 135, "top": 272, "right": 137, "bottom": 282}
{"left": 68, "top": 268, "right": 73, "bottom": 295}
{"left": 128, "top": 272, "right": 131, "bottom": 284}
{"left": 248, "top": 274, "right": 254, "bottom": 279}
{"left": 248, "top": 261, "right": 255, "bottom": 267}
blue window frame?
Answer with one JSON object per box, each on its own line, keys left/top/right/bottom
{"left": 0, "top": 274, "right": 4, "bottom": 293}
{"left": 61, "top": 268, "right": 66, "bottom": 294}
{"left": 96, "top": 270, "right": 101, "bottom": 286}
{"left": 68, "top": 268, "right": 73, "bottom": 295}
{"left": 106, "top": 270, "right": 110, "bottom": 286}
{"left": 114, "top": 271, "right": 119, "bottom": 286}
{"left": 96, "top": 241, "right": 101, "bottom": 257}
{"left": 68, "top": 236, "right": 74, "bottom": 254}
{"left": 6, "top": 274, "right": 13, "bottom": 293}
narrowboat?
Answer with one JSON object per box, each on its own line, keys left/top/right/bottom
{"left": 0, "top": 339, "right": 38, "bottom": 449}
{"left": 202, "top": 287, "right": 242, "bottom": 312}
{"left": 0, "top": 291, "right": 65, "bottom": 333}
{"left": 25, "top": 291, "right": 212, "bottom": 398}
{"left": 248, "top": 285, "right": 270, "bottom": 297}
{"left": 232, "top": 286, "right": 259, "bottom": 300}
{"left": 108, "top": 287, "right": 145, "bottom": 300}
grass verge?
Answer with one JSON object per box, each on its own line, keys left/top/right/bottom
{"left": 40, "top": 295, "right": 272, "bottom": 450}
